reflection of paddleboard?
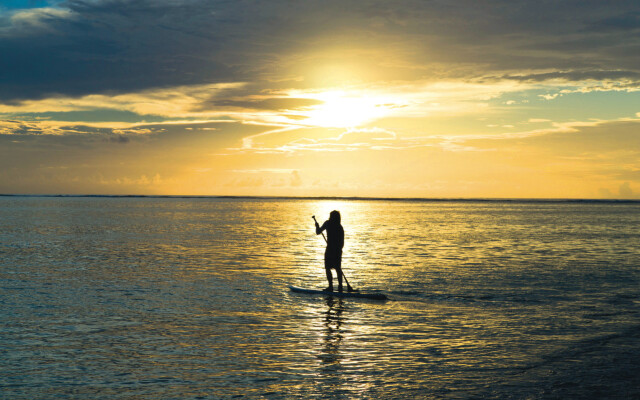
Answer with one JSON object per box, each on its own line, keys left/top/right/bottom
{"left": 289, "top": 285, "right": 388, "bottom": 301}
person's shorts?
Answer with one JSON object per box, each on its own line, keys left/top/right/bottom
{"left": 324, "top": 249, "right": 342, "bottom": 269}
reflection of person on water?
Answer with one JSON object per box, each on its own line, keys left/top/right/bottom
{"left": 315, "top": 210, "right": 345, "bottom": 292}
{"left": 320, "top": 297, "right": 344, "bottom": 366}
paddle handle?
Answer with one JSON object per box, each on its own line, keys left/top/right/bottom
{"left": 312, "top": 216, "right": 327, "bottom": 243}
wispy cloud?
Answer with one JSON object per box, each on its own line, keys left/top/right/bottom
{"left": 0, "top": 77, "right": 537, "bottom": 138}
{"left": 0, "top": 7, "right": 74, "bottom": 36}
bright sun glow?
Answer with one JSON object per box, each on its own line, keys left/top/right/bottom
{"left": 300, "top": 90, "right": 389, "bottom": 128}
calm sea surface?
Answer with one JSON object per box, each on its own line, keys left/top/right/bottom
{"left": 1, "top": 197, "right": 640, "bottom": 399}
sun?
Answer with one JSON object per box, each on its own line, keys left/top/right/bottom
{"left": 300, "top": 90, "right": 387, "bottom": 128}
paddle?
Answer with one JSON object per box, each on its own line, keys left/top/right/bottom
{"left": 312, "top": 215, "right": 357, "bottom": 292}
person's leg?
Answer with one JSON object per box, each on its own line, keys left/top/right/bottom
{"left": 336, "top": 251, "right": 343, "bottom": 291}
{"left": 336, "top": 267, "right": 343, "bottom": 292}
{"left": 325, "top": 268, "right": 333, "bottom": 291}
{"left": 324, "top": 254, "right": 333, "bottom": 291}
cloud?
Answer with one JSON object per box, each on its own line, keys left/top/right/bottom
{"left": 106, "top": 134, "right": 130, "bottom": 144}
{"left": 458, "top": 118, "right": 640, "bottom": 189}
{"left": 0, "top": 0, "right": 241, "bottom": 101}
{"left": 599, "top": 182, "right": 638, "bottom": 200}
{"left": 0, "top": 118, "right": 158, "bottom": 137}
{"left": 224, "top": 169, "right": 304, "bottom": 188}
{"left": 0, "top": 7, "right": 75, "bottom": 36}
{"left": 202, "top": 97, "right": 324, "bottom": 112}
{"left": 237, "top": 116, "right": 639, "bottom": 161}
{"left": 586, "top": 11, "right": 640, "bottom": 33}
{"left": 97, "top": 173, "right": 163, "bottom": 187}
{"left": 0, "top": 0, "right": 638, "bottom": 103}
{"left": 234, "top": 125, "right": 442, "bottom": 154}
{"left": 540, "top": 93, "right": 560, "bottom": 100}
{"left": 290, "top": 170, "right": 302, "bottom": 187}
{"left": 0, "top": 76, "right": 535, "bottom": 149}
{"left": 0, "top": 120, "right": 49, "bottom": 135}
{"left": 335, "top": 127, "right": 396, "bottom": 144}
{"left": 0, "top": 82, "right": 246, "bottom": 117}
{"left": 500, "top": 70, "right": 640, "bottom": 83}
{"left": 619, "top": 182, "right": 634, "bottom": 198}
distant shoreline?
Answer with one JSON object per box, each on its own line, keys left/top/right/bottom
{"left": 1, "top": 193, "right": 639, "bottom": 204}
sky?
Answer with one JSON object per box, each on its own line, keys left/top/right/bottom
{"left": 1, "top": 0, "right": 639, "bottom": 198}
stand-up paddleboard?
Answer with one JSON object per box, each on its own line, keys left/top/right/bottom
{"left": 289, "top": 285, "right": 388, "bottom": 301}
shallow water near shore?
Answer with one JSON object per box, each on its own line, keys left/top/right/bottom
{"left": 1, "top": 196, "right": 640, "bottom": 399}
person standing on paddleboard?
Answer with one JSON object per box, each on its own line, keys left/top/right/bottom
{"left": 315, "top": 210, "right": 345, "bottom": 292}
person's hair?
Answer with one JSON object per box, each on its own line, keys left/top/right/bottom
{"left": 329, "top": 210, "right": 341, "bottom": 223}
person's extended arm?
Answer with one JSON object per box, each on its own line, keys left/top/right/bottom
{"left": 316, "top": 220, "right": 327, "bottom": 235}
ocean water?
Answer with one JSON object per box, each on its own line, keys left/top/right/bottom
{"left": 1, "top": 196, "right": 639, "bottom": 399}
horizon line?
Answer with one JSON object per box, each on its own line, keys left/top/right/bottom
{"left": 1, "top": 193, "right": 639, "bottom": 203}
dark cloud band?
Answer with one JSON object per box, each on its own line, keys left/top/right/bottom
{"left": 0, "top": 0, "right": 638, "bottom": 103}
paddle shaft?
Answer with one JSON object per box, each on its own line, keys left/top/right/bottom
{"left": 312, "top": 215, "right": 355, "bottom": 291}
{"left": 314, "top": 217, "right": 328, "bottom": 243}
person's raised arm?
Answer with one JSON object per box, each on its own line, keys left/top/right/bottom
{"left": 312, "top": 215, "right": 326, "bottom": 235}
{"left": 316, "top": 220, "right": 328, "bottom": 235}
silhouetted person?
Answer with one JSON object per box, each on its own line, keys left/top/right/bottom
{"left": 315, "top": 210, "right": 344, "bottom": 292}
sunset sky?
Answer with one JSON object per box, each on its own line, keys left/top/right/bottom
{"left": 1, "top": 0, "right": 639, "bottom": 198}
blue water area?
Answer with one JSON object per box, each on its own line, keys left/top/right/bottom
{"left": 1, "top": 196, "right": 639, "bottom": 399}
